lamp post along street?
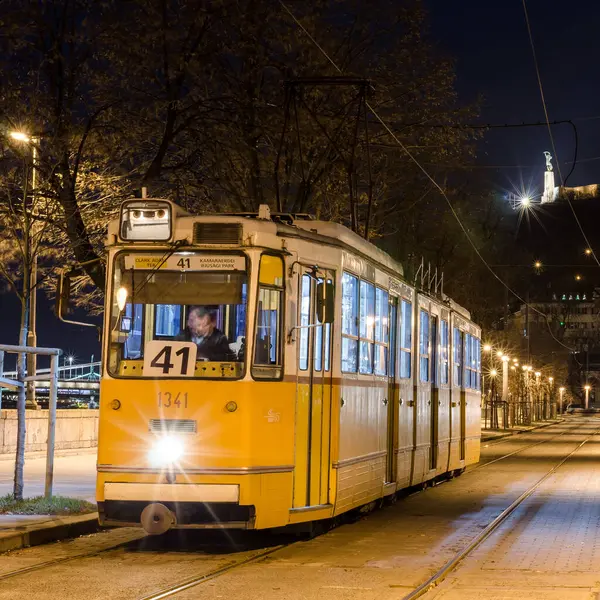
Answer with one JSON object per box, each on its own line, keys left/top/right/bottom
{"left": 559, "top": 387, "right": 565, "bottom": 413}
{"left": 10, "top": 132, "right": 39, "bottom": 409}
{"left": 502, "top": 355, "right": 509, "bottom": 404}
{"left": 26, "top": 140, "right": 39, "bottom": 409}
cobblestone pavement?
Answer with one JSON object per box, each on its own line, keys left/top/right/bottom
{"left": 0, "top": 417, "right": 598, "bottom": 600}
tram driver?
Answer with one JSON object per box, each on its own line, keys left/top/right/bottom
{"left": 177, "top": 305, "right": 233, "bottom": 361}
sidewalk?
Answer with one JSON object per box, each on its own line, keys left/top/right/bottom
{"left": 481, "top": 418, "right": 563, "bottom": 443}
{"left": 0, "top": 450, "right": 98, "bottom": 551}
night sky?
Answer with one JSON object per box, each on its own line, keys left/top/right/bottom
{"left": 2, "top": 1, "right": 600, "bottom": 360}
{"left": 428, "top": 0, "right": 600, "bottom": 191}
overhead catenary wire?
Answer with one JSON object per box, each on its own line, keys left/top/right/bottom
{"left": 521, "top": 0, "right": 599, "bottom": 268}
{"left": 279, "top": 0, "right": 574, "bottom": 353}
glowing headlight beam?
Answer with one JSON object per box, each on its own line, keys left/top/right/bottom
{"left": 148, "top": 435, "right": 184, "bottom": 467}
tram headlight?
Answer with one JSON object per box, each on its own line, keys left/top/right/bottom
{"left": 148, "top": 435, "right": 184, "bottom": 467}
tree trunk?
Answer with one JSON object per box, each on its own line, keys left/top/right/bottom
{"left": 13, "top": 296, "right": 29, "bottom": 501}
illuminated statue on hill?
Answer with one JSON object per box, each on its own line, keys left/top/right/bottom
{"left": 541, "top": 151, "right": 555, "bottom": 203}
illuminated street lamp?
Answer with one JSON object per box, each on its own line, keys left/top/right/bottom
{"left": 534, "top": 260, "right": 542, "bottom": 269}
{"left": 490, "top": 369, "right": 497, "bottom": 377}
{"left": 519, "top": 196, "right": 531, "bottom": 208}
{"left": 584, "top": 384, "right": 591, "bottom": 409}
{"left": 10, "top": 131, "right": 31, "bottom": 143}
{"left": 559, "top": 386, "right": 565, "bottom": 413}
{"left": 585, "top": 248, "right": 593, "bottom": 256}
{"left": 496, "top": 350, "right": 503, "bottom": 358}
{"left": 575, "top": 274, "right": 582, "bottom": 281}
{"left": 483, "top": 344, "right": 492, "bottom": 353}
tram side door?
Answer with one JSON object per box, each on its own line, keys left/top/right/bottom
{"left": 385, "top": 297, "right": 398, "bottom": 484}
{"left": 430, "top": 315, "right": 439, "bottom": 470}
{"left": 293, "top": 269, "right": 334, "bottom": 508}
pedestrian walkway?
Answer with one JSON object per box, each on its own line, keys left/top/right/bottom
{"left": 0, "top": 450, "right": 97, "bottom": 550}
{"left": 0, "top": 449, "right": 96, "bottom": 501}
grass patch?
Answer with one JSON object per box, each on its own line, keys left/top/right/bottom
{"left": 0, "top": 494, "right": 96, "bottom": 515}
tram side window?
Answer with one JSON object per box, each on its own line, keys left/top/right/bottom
{"left": 440, "top": 319, "right": 449, "bottom": 384}
{"left": 374, "top": 288, "right": 389, "bottom": 375}
{"left": 453, "top": 328, "right": 463, "bottom": 387}
{"left": 475, "top": 338, "right": 481, "bottom": 389}
{"left": 419, "top": 309, "right": 430, "bottom": 382}
{"left": 341, "top": 272, "right": 359, "bottom": 373}
{"left": 123, "top": 303, "right": 143, "bottom": 359}
{"left": 399, "top": 299, "right": 412, "bottom": 378}
{"left": 299, "top": 274, "right": 311, "bottom": 371}
{"left": 464, "top": 333, "right": 473, "bottom": 389}
{"left": 155, "top": 304, "right": 182, "bottom": 337}
{"left": 467, "top": 336, "right": 481, "bottom": 390}
{"left": 324, "top": 278, "right": 333, "bottom": 372}
{"left": 253, "top": 255, "right": 284, "bottom": 379}
{"left": 314, "top": 278, "right": 333, "bottom": 372}
{"left": 359, "top": 281, "right": 375, "bottom": 374}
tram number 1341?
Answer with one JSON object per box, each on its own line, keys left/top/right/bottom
{"left": 157, "top": 391, "right": 189, "bottom": 409}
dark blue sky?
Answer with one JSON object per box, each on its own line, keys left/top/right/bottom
{"left": 428, "top": 0, "right": 600, "bottom": 192}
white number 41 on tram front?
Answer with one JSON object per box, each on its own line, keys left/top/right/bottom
{"left": 142, "top": 341, "right": 197, "bottom": 377}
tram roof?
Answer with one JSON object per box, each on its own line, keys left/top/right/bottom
{"left": 109, "top": 199, "right": 473, "bottom": 322}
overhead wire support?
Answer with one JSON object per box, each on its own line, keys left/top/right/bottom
{"left": 279, "top": 0, "right": 574, "bottom": 353}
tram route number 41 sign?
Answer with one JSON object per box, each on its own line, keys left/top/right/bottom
{"left": 143, "top": 341, "right": 198, "bottom": 377}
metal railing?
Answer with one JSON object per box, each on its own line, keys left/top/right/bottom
{"left": 0, "top": 344, "right": 61, "bottom": 498}
{"left": 482, "top": 394, "right": 558, "bottom": 430}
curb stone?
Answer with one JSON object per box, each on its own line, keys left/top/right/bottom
{"left": 0, "top": 512, "right": 100, "bottom": 553}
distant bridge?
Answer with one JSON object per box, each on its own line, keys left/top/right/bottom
{"left": 3, "top": 361, "right": 100, "bottom": 397}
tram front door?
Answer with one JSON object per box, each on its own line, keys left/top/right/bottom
{"left": 293, "top": 269, "right": 334, "bottom": 508}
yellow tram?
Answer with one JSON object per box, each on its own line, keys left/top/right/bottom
{"left": 89, "top": 198, "right": 481, "bottom": 533}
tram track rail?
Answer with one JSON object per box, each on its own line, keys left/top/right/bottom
{"left": 137, "top": 544, "right": 289, "bottom": 600}
{"left": 0, "top": 420, "right": 590, "bottom": 595}
{"left": 135, "top": 422, "right": 599, "bottom": 600}
{"left": 470, "top": 420, "right": 581, "bottom": 472}
{"left": 0, "top": 530, "right": 147, "bottom": 582}
{"left": 401, "top": 424, "right": 600, "bottom": 600}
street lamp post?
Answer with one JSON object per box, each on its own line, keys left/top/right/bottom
{"left": 559, "top": 386, "right": 565, "bottom": 413}
{"left": 535, "top": 371, "right": 541, "bottom": 420}
{"left": 10, "top": 131, "right": 39, "bottom": 409}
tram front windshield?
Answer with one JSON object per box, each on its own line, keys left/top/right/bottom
{"left": 109, "top": 252, "right": 247, "bottom": 378}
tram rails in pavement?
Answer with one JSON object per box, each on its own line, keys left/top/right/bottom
{"left": 58, "top": 198, "right": 483, "bottom": 533}
{"left": 0, "top": 421, "right": 582, "bottom": 588}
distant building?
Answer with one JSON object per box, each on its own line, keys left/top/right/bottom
{"left": 512, "top": 292, "right": 600, "bottom": 347}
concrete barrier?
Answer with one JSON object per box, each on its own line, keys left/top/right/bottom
{"left": 0, "top": 409, "right": 98, "bottom": 454}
